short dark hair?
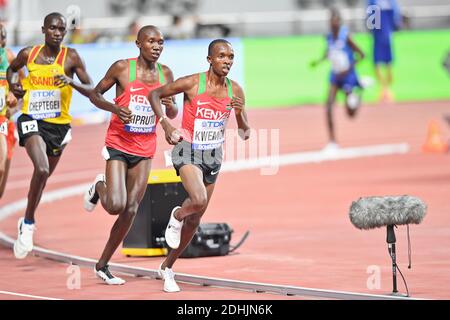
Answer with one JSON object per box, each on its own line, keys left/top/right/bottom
{"left": 208, "top": 39, "right": 231, "bottom": 56}
{"left": 137, "top": 25, "right": 160, "bottom": 40}
{"left": 44, "top": 12, "right": 66, "bottom": 27}
{"left": 330, "top": 7, "right": 341, "bottom": 20}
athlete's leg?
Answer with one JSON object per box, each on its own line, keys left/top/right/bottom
{"left": 345, "top": 88, "right": 361, "bottom": 118}
{"left": 385, "top": 64, "right": 394, "bottom": 101}
{"left": 0, "top": 159, "right": 11, "bottom": 199}
{"left": 162, "top": 165, "right": 216, "bottom": 269}
{"left": 376, "top": 64, "right": 393, "bottom": 102}
{"left": 386, "top": 64, "right": 393, "bottom": 87}
{"left": 23, "top": 135, "right": 55, "bottom": 222}
{"left": 0, "top": 134, "right": 7, "bottom": 198}
{"left": 326, "top": 85, "right": 338, "bottom": 143}
{"left": 96, "top": 160, "right": 128, "bottom": 215}
{"left": 96, "top": 159, "right": 151, "bottom": 270}
{"left": 48, "top": 156, "right": 62, "bottom": 177}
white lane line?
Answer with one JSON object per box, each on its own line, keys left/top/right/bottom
{"left": 221, "top": 143, "right": 410, "bottom": 172}
{"left": 6, "top": 169, "right": 101, "bottom": 191}
{"left": 0, "top": 143, "right": 415, "bottom": 300}
{"left": 0, "top": 184, "right": 89, "bottom": 221}
{"left": 0, "top": 143, "right": 409, "bottom": 222}
{"left": 0, "top": 290, "right": 62, "bottom": 300}
{"left": 0, "top": 232, "right": 417, "bottom": 300}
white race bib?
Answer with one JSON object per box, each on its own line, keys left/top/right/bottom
{"left": 329, "top": 48, "right": 350, "bottom": 73}
{"left": 124, "top": 99, "right": 156, "bottom": 134}
{"left": 0, "top": 87, "right": 5, "bottom": 111}
{"left": 21, "top": 120, "right": 38, "bottom": 135}
{"left": 0, "top": 120, "right": 7, "bottom": 135}
{"left": 192, "top": 119, "right": 226, "bottom": 150}
{"left": 28, "top": 89, "right": 61, "bottom": 120}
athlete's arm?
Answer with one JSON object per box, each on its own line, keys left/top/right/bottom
{"left": 149, "top": 75, "right": 196, "bottom": 144}
{"left": 311, "top": 36, "right": 328, "bottom": 67}
{"left": 54, "top": 49, "right": 94, "bottom": 97}
{"left": 230, "top": 81, "right": 250, "bottom": 140}
{"left": 160, "top": 65, "right": 178, "bottom": 119}
{"left": 347, "top": 36, "right": 365, "bottom": 63}
{"left": 89, "top": 60, "right": 132, "bottom": 123}
{"left": 311, "top": 50, "right": 328, "bottom": 68}
{"left": 6, "top": 48, "right": 25, "bottom": 80}
{"left": 6, "top": 46, "right": 31, "bottom": 98}
{"left": 4, "top": 49, "right": 19, "bottom": 109}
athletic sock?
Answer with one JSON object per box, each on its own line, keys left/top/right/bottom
{"left": 24, "top": 218, "right": 35, "bottom": 225}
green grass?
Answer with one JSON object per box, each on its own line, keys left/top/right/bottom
{"left": 243, "top": 29, "right": 450, "bottom": 108}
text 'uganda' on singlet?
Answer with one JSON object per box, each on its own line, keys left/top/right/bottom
{"left": 181, "top": 72, "right": 233, "bottom": 150}
{"left": 105, "top": 58, "right": 165, "bottom": 158}
{"left": 22, "top": 45, "right": 73, "bottom": 124}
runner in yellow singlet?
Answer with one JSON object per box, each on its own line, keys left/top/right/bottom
{"left": 6, "top": 12, "right": 93, "bottom": 259}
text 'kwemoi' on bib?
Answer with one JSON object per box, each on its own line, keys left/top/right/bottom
{"left": 192, "top": 117, "right": 227, "bottom": 150}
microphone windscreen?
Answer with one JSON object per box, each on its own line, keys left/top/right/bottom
{"left": 349, "top": 195, "right": 427, "bottom": 230}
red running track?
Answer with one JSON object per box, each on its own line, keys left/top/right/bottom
{"left": 1, "top": 101, "right": 449, "bottom": 299}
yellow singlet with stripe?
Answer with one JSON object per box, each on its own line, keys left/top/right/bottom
{"left": 21, "top": 45, "right": 73, "bottom": 124}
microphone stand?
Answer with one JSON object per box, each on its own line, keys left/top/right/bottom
{"left": 387, "top": 225, "right": 398, "bottom": 295}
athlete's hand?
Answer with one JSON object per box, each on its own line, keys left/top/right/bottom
{"left": 163, "top": 123, "right": 183, "bottom": 145}
{"left": 54, "top": 74, "right": 73, "bottom": 87}
{"left": 116, "top": 106, "right": 132, "bottom": 124}
{"left": 9, "top": 83, "right": 26, "bottom": 99}
{"left": 227, "top": 96, "right": 244, "bottom": 115}
{"left": 161, "top": 97, "right": 175, "bottom": 108}
{"left": 5, "top": 104, "right": 19, "bottom": 119}
{"left": 6, "top": 92, "right": 17, "bottom": 108}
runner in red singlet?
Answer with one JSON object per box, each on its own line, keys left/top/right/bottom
{"left": 0, "top": 23, "right": 24, "bottom": 199}
{"left": 83, "top": 25, "right": 177, "bottom": 285}
{"left": 149, "top": 39, "right": 251, "bottom": 292}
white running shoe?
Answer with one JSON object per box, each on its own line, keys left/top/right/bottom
{"left": 13, "top": 218, "right": 35, "bottom": 259}
{"left": 165, "top": 206, "right": 183, "bottom": 249}
{"left": 84, "top": 174, "right": 105, "bottom": 212}
{"left": 359, "top": 76, "right": 375, "bottom": 89}
{"left": 95, "top": 265, "right": 126, "bottom": 285}
{"left": 347, "top": 92, "right": 361, "bottom": 110}
{"left": 158, "top": 263, "right": 180, "bottom": 293}
{"left": 321, "top": 142, "right": 339, "bottom": 155}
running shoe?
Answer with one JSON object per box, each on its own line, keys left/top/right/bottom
{"left": 164, "top": 206, "right": 183, "bottom": 249}
{"left": 13, "top": 218, "right": 35, "bottom": 259}
{"left": 158, "top": 263, "right": 180, "bottom": 293}
{"left": 95, "top": 265, "right": 125, "bottom": 285}
{"left": 84, "top": 174, "right": 105, "bottom": 212}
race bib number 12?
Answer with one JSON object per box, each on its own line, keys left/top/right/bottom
{"left": 21, "top": 120, "right": 39, "bottom": 135}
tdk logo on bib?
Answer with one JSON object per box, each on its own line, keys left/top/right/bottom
{"left": 32, "top": 91, "right": 56, "bottom": 98}
{"left": 125, "top": 94, "right": 156, "bottom": 134}
{"left": 202, "top": 120, "right": 225, "bottom": 128}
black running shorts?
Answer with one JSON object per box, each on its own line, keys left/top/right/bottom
{"left": 171, "top": 140, "right": 222, "bottom": 185}
{"left": 17, "top": 113, "right": 72, "bottom": 157}
{"left": 102, "top": 146, "right": 150, "bottom": 168}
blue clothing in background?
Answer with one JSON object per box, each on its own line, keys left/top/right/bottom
{"left": 367, "top": 0, "right": 401, "bottom": 64}
{"left": 327, "top": 26, "right": 361, "bottom": 92}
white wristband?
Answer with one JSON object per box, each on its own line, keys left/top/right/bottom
{"left": 158, "top": 116, "right": 167, "bottom": 125}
